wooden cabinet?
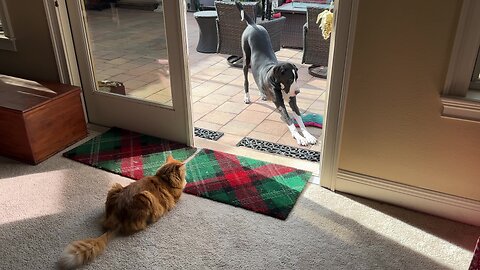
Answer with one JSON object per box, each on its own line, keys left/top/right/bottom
{"left": 0, "top": 75, "right": 88, "bottom": 164}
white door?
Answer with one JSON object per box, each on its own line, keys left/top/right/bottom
{"left": 62, "top": 0, "right": 193, "bottom": 144}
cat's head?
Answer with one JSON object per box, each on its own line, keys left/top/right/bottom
{"left": 156, "top": 155, "right": 186, "bottom": 189}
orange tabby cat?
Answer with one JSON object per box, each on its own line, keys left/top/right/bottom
{"left": 59, "top": 155, "right": 186, "bottom": 269}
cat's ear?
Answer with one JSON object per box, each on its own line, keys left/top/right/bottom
{"left": 166, "top": 155, "right": 174, "bottom": 163}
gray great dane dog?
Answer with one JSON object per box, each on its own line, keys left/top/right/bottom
{"left": 236, "top": 2, "right": 317, "bottom": 146}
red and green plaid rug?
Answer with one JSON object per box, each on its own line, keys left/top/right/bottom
{"left": 184, "top": 149, "right": 311, "bottom": 220}
{"left": 63, "top": 127, "right": 197, "bottom": 178}
{"left": 64, "top": 128, "right": 310, "bottom": 220}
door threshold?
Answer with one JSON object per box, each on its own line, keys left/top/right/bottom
{"left": 83, "top": 125, "right": 320, "bottom": 181}
{"left": 194, "top": 137, "right": 320, "bottom": 176}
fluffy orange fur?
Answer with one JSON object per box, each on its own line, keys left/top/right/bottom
{"left": 59, "top": 155, "right": 186, "bottom": 269}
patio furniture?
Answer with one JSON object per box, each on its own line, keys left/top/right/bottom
{"left": 215, "top": 1, "right": 286, "bottom": 67}
{"left": 274, "top": 2, "right": 330, "bottom": 48}
{"left": 302, "top": 6, "right": 330, "bottom": 78}
{"left": 194, "top": 10, "right": 218, "bottom": 53}
{"left": 198, "top": 0, "right": 215, "bottom": 10}
{"left": 215, "top": 1, "right": 258, "bottom": 57}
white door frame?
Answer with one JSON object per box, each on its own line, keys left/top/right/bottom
{"left": 319, "top": 0, "right": 358, "bottom": 189}
{"left": 43, "top": 0, "right": 194, "bottom": 145}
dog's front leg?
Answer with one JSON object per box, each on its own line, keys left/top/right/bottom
{"left": 274, "top": 93, "right": 308, "bottom": 146}
{"left": 288, "top": 96, "right": 317, "bottom": 145}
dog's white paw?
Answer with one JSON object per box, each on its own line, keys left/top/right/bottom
{"left": 288, "top": 124, "right": 308, "bottom": 146}
{"left": 244, "top": 93, "right": 251, "bottom": 104}
{"left": 293, "top": 133, "right": 308, "bottom": 146}
{"left": 260, "top": 93, "right": 267, "bottom": 101}
{"left": 302, "top": 131, "right": 317, "bottom": 145}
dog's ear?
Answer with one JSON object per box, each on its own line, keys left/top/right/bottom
{"left": 273, "top": 65, "right": 285, "bottom": 76}
{"left": 290, "top": 64, "right": 298, "bottom": 82}
{"left": 269, "top": 65, "right": 283, "bottom": 89}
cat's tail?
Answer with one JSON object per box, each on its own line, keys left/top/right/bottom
{"left": 58, "top": 229, "right": 117, "bottom": 269}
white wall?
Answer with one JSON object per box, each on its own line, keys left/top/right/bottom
{"left": 339, "top": 0, "right": 480, "bottom": 201}
{"left": 0, "top": 0, "right": 59, "bottom": 82}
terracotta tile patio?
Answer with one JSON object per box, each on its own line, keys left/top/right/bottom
{"left": 85, "top": 6, "right": 327, "bottom": 168}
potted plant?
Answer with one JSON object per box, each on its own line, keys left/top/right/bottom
{"left": 316, "top": 1, "right": 334, "bottom": 40}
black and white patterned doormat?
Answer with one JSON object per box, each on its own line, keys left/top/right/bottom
{"left": 194, "top": 127, "right": 224, "bottom": 141}
{"left": 236, "top": 137, "right": 321, "bottom": 162}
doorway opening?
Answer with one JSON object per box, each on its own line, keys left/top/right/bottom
{"left": 186, "top": 3, "right": 330, "bottom": 175}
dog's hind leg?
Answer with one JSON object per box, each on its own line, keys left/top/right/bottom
{"left": 242, "top": 40, "right": 252, "bottom": 104}
{"left": 289, "top": 96, "right": 317, "bottom": 145}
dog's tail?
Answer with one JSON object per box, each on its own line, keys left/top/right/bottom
{"left": 235, "top": 2, "right": 255, "bottom": 25}
{"left": 58, "top": 229, "right": 117, "bottom": 269}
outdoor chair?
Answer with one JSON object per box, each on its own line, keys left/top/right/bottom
{"left": 215, "top": 1, "right": 286, "bottom": 66}
{"left": 302, "top": 7, "right": 331, "bottom": 77}
{"left": 198, "top": 0, "right": 215, "bottom": 10}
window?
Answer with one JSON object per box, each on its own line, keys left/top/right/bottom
{"left": 441, "top": 0, "right": 480, "bottom": 122}
{"left": 0, "top": 0, "right": 16, "bottom": 51}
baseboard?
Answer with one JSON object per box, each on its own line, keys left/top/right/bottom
{"left": 335, "top": 170, "right": 480, "bottom": 226}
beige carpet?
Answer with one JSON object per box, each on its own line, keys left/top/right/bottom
{"left": 0, "top": 132, "right": 478, "bottom": 270}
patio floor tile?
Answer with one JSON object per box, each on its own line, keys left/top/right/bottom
{"left": 229, "top": 92, "right": 260, "bottom": 104}
{"left": 123, "top": 79, "right": 148, "bottom": 90}
{"left": 106, "top": 57, "right": 131, "bottom": 65}
{"left": 219, "top": 120, "right": 258, "bottom": 136}
{"left": 199, "top": 94, "right": 231, "bottom": 105}
{"left": 213, "top": 85, "right": 243, "bottom": 97}
{"left": 200, "top": 111, "right": 237, "bottom": 126}
{"left": 192, "top": 83, "right": 225, "bottom": 97}
{"left": 101, "top": 68, "right": 125, "bottom": 76}
{"left": 221, "top": 67, "right": 243, "bottom": 76}
{"left": 108, "top": 73, "right": 136, "bottom": 83}
{"left": 248, "top": 131, "right": 283, "bottom": 143}
{"left": 136, "top": 73, "right": 161, "bottom": 84}
{"left": 192, "top": 102, "right": 218, "bottom": 115}
{"left": 216, "top": 101, "right": 249, "bottom": 114}
{"left": 246, "top": 103, "right": 275, "bottom": 113}
{"left": 254, "top": 120, "right": 289, "bottom": 136}
{"left": 212, "top": 74, "right": 237, "bottom": 84}
{"left": 233, "top": 110, "right": 269, "bottom": 125}
{"left": 216, "top": 133, "right": 244, "bottom": 146}
{"left": 190, "top": 95, "right": 203, "bottom": 103}
{"left": 194, "top": 120, "right": 223, "bottom": 131}
{"left": 192, "top": 73, "right": 215, "bottom": 81}
{"left": 265, "top": 111, "right": 283, "bottom": 122}
{"left": 147, "top": 91, "right": 172, "bottom": 105}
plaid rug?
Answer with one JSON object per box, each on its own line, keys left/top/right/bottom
{"left": 63, "top": 127, "right": 197, "bottom": 178}
{"left": 184, "top": 149, "right": 311, "bottom": 220}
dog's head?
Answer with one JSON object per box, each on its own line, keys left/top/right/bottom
{"left": 270, "top": 62, "right": 299, "bottom": 95}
